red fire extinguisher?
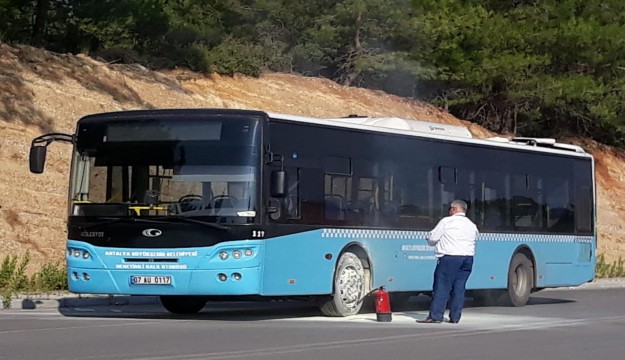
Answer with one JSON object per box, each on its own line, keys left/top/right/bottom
{"left": 374, "top": 286, "right": 392, "bottom": 322}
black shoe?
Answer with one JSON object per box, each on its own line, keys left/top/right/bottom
{"left": 416, "top": 317, "right": 442, "bottom": 324}
{"left": 449, "top": 320, "right": 459, "bottom": 324}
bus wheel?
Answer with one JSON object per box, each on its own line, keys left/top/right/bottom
{"left": 320, "top": 252, "right": 367, "bottom": 317}
{"left": 159, "top": 295, "right": 207, "bottom": 314}
{"left": 504, "top": 253, "right": 534, "bottom": 307}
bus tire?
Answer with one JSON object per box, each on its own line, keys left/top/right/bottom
{"left": 159, "top": 295, "right": 207, "bottom": 314}
{"left": 320, "top": 252, "right": 367, "bottom": 317}
{"left": 504, "top": 252, "right": 534, "bottom": 307}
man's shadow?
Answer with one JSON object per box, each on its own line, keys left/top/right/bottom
{"left": 372, "top": 293, "right": 574, "bottom": 313}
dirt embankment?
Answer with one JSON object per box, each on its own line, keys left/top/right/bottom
{"left": 1, "top": 43, "right": 624, "bottom": 270}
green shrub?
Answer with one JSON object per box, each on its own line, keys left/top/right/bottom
{"left": 191, "top": 37, "right": 265, "bottom": 76}
{"left": 1, "top": 290, "right": 11, "bottom": 309}
{"left": 0, "top": 252, "right": 30, "bottom": 309}
{"left": 30, "top": 262, "right": 68, "bottom": 293}
{"left": 595, "top": 254, "right": 625, "bottom": 278}
{"left": 0, "top": 252, "right": 29, "bottom": 291}
{"left": 0, "top": 255, "right": 17, "bottom": 289}
{"left": 0, "top": 252, "right": 68, "bottom": 309}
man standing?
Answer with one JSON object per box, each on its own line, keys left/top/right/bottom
{"left": 417, "top": 199, "right": 479, "bottom": 324}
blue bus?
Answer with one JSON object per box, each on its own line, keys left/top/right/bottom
{"left": 29, "top": 109, "right": 595, "bottom": 316}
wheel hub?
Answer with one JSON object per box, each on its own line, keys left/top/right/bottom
{"left": 338, "top": 265, "right": 364, "bottom": 306}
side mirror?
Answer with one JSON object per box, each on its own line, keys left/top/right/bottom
{"left": 270, "top": 170, "right": 286, "bottom": 198}
{"left": 29, "top": 146, "right": 47, "bottom": 174}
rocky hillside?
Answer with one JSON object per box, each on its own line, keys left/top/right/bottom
{"left": 1, "top": 44, "right": 624, "bottom": 270}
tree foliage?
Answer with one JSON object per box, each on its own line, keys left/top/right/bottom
{"left": 1, "top": 0, "right": 625, "bottom": 145}
{"left": 408, "top": 0, "right": 625, "bottom": 143}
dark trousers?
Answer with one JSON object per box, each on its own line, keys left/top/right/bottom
{"left": 428, "top": 255, "right": 474, "bottom": 322}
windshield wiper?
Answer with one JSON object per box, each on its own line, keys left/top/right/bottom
{"left": 78, "top": 216, "right": 229, "bottom": 231}
{"left": 151, "top": 216, "right": 230, "bottom": 231}
{"left": 79, "top": 217, "right": 172, "bottom": 230}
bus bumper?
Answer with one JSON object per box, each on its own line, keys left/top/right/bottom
{"left": 67, "top": 267, "right": 262, "bottom": 295}
{"left": 66, "top": 240, "right": 264, "bottom": 296}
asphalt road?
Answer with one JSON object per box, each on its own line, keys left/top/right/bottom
{"left": 2, "top": 287, "right": 625, "bottom": 360}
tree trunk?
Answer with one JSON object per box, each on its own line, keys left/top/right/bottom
{"left": 343, "top": 11, "right": 363, "bottom": 86}
{"left": 32, "top": 0, "right": 49, "bottom": 46}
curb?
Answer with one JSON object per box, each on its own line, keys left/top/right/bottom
{"left": 4, "top": 278, "right": 625, "bottom": 311}
{"left": 573, "top": 277, "right": 625, "bottom": 290}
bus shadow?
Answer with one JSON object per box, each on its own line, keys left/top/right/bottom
{"left": 56, "top": 293, "right": 576, "bottom": 321}
{"left": 383, "top": 294, "right": 575, "bottom": 313}
{"left": 526, "top": 296, "right": 575, "bottom": 306}
{"left": 58, "top": 299, "right": 324, "bottom": 321}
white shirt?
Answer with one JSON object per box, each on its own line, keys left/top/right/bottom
{"left": 427, "top": 213, "right": 478, "bottom": 257}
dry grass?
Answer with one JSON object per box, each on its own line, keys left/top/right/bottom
{"left": 2, "top": 209, "right": 21, "bottom": 230}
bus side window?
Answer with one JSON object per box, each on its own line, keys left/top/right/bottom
{"left": 324, "top": 174, "right": 349, "bottom": 222}
{"left": 575, "top": 186, "right": 592, "bottom": 232}
{"left": 324, "top": 195, "right": 345, "bottom": 221}
{"left": 482, "top": 185, "right": 504, "bottom": 230}
{"left": 549, "top": 205, "right": 574, "bottom": 233}
{"left": 285, "top": 167, "right": 300, "bottom": 219}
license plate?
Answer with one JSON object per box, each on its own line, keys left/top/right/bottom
{"left": 130, "top": 275, "right": 172, "bottom": 285}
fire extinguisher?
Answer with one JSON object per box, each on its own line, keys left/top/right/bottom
{"left": 374, "top": 286, "right": 392, "bottom": 322}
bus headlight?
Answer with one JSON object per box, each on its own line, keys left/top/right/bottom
{"left": 244, "top": 249, "right": 253, "bottom": 257}
{"left": 232, "top": 250, "right": 242, "bottom": 259}
{"left": 68, "top": 248, "right": 91, "bottom": 260}
{"left": 219, "top": 251, "right": 229, "bottom": 260}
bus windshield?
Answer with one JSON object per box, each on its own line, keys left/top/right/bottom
{"left": 69, "top": 117, "right": 261, "bottom": 223}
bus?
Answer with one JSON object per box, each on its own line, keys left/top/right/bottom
{"left": 29, "top": 109, "right": 596, "bottom": 316}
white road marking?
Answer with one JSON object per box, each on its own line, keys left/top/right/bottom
{"left": 129, "top": 314, "right": 625, "bottom": 360}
